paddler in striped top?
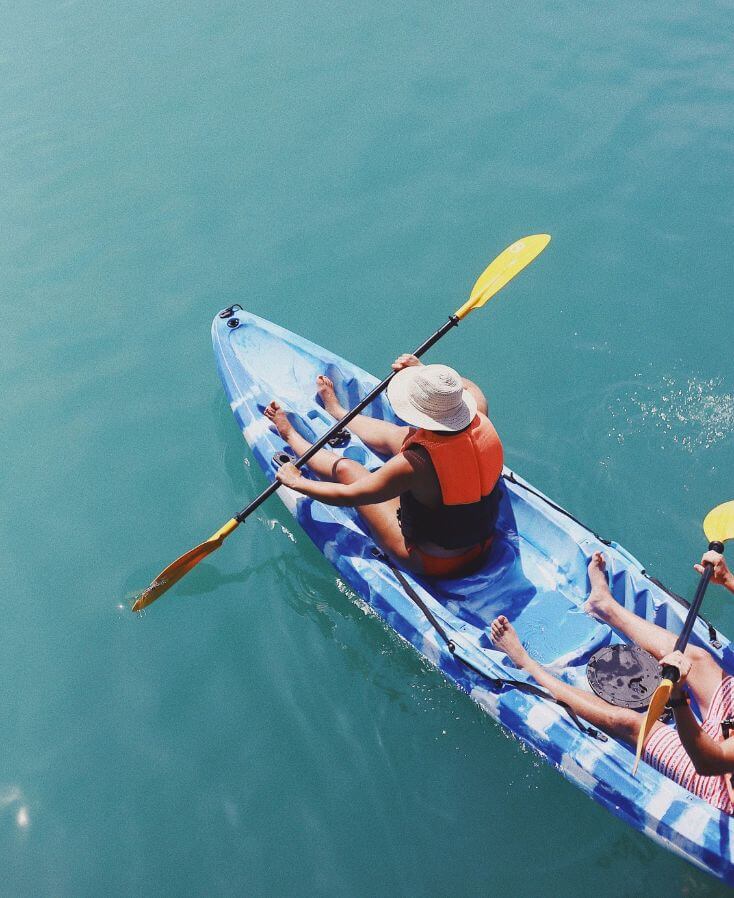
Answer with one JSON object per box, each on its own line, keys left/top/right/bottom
{"left": 264, "top": 353, "right": 503, "bottom": 577}
{"left": 491, "top": 550, "right": 734, "bottom": 814}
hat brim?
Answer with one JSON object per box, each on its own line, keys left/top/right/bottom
{"left": 386, "top": 367, "right": 478, "bottom": 432}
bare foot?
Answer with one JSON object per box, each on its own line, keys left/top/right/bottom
{"left": 584, "top": 551, "right": 615, "bottom": 619}
{"left": 264, "top": 401, "right": 295, "bottom": 440}
{"left": 489, "top": 615, "right": 531, "bottom": 668}
{"left": 316, "top": 375, "right": 346, "bottom": 418}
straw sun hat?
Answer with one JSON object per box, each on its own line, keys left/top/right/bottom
{"left": 386, "top": 364, "right": 477, "bottom": 433}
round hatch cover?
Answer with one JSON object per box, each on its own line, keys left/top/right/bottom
{"left": 587, "top": 644, "right": 661, "bottom": 710}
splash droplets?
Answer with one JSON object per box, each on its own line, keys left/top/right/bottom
{"left": 609, "top": 375, "right": 734, "bottom": 452}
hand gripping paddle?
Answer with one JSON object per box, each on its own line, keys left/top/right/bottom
{"left": 631, "top": 500, "right": 734, "bottom": 774}
{"left": 132, "top": 235, "right": 551, "bottom": 612}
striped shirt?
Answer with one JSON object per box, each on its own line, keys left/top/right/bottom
{"left": 644, "top": 675, "right": 734, "bottom": 815}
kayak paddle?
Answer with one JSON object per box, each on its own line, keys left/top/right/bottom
{"left": 632, "top": 500, "right": 734, "bottom": 774}
{"left": 132, "top": 234, "right": 551, "bottom": 612}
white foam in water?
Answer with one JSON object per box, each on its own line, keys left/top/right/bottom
{"left": 0, "top": 786, "right": 30, "bottom": 830}
{"left": 0, "top": 786, "right": 21, "bottom": 808}
{"left": 609, "top": 375, "right": 734, "bottom": 451}
{"left": 261, "top": 517, "right": 297, "bottom": 542}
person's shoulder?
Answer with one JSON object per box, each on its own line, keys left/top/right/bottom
{"left": 477, "top": 411, "right": 500, "bottom": 434}
{"left": 398, "top": 446, "right": 436, "bottom": 486}
{"left": 400, "top": 444, "right": 431, "bottom": 468}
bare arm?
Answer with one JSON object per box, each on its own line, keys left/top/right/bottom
{"left": 275, "top": 454, "right": 416, "bottom": 507}
{"left": 662, "top": 650, "right": 734, "bottom": 776}
{"left": 461, "top": 376, "right": 488, "bottom": 417}
{"left": 672, "top": 703, "right": 734, "bottom": 775}
{"left": 666, "top": 554, "right": 734, "bottom": 775}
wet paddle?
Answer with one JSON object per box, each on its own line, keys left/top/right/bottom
{"left": 632, "top": 500, "right": 734, "bottom": 774}
{"left": 132, "top": 234, "right": 551, "bottom": 612}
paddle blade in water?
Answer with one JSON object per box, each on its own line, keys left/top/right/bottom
{"left": 703, "top": 501, "right": 734, "bottom": 545}
{"left": 454, "top": 234, "right": 551, "bottom": 320}
{"left": 132, "top": 517, "right": 240, "bottom": 611}
{"left": 632, "top": 678, "right": 673, "bottom": 775}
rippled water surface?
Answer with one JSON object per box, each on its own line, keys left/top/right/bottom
{"left": 2, "top": 1, "right": 734, "bottom": 894}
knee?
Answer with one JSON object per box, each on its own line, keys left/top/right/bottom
{"left": 685, "top": 645, "right": 709, "bottom": 662}
{"left": 604, "top": 707, "right": 640, "bottom": 744}
{"left": 685, "top": 645, "right": 716, "bottom": 669}
{"left": 331, "top": 458, "right": 366, "bottom": 484}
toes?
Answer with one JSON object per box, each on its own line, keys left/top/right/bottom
{"left": 490, "top": 617, "right": 508, "bottom": 642}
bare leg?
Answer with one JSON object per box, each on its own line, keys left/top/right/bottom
{"left": 489, "top": 615, "right": 660, "bottom": 747}
{"left": 585, "top": 552, "right": 723, "bottom": 718}
{"left": 264, "top": 401, "right": 346, "bottom": 477}
{"left": 316, "top": 375, "right": 408, "bottom": 456}
{"left": 264, "top": 401, "right": 420, "bottom": 571}
{"left": 317, "top": 372, "right": 489, "bottom": 453}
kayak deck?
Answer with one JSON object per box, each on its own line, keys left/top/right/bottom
{"left": 213, "top": 305, "right": 734, "bottom": 884}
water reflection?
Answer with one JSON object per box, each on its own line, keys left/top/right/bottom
{"left": 0, "top": 785, "right": 30, "bottom": 831}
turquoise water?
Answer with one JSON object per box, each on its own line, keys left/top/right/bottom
{"left": 3, "top": 0, "right": 734, "bottom": 893}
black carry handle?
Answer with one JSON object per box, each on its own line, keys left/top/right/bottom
{"left": 234, "top": 316, "right": 460, "bottom": 524}
{"left": 661, "top": 540, "right": 725, "bottom": 683}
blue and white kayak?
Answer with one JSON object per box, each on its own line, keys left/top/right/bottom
{"left": 212, "top": 304, "right": 734, "bottom": 884}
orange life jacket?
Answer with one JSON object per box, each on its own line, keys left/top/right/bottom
{"left": 398, "top": 413, "right": 504, "bottom": 550}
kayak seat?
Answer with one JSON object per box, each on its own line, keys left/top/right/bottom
{"left": 430, "top": 493, "right": 612, "bottom": 668}
{"left": 434, "top": 552, "right": 611, "bottom": 668}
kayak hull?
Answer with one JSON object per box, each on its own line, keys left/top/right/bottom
{"left": 213, "top": 306, "right": 734, "bottom": 883}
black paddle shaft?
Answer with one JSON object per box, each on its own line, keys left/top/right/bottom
{"left": 661, "top": 540, "right": 725, "bottom": 683}
{"left": 234, "top": 315, "right": 461, "bottom": 524}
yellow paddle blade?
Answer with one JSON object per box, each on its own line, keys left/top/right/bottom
{"left": 632, "top": 678, "right": 673, "bottom": 775}
{"left": 703, "top": 500, "right": 734, "bottom": 545}
{"left": 454, "top": 234, "right": 551, "bottom": 320}
{"left": 131, "top": 518, "right": 240, "bottom": 612}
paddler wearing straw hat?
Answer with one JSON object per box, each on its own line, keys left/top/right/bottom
{"left": 263, "top": 354, "right": 503, "bottom": 577}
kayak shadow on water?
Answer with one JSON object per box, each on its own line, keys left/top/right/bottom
{"left": 281, "top": 554, "right": 468, "bottom": 712}
{"left": 217, "top": 397, "right": 255, "bottom": 491}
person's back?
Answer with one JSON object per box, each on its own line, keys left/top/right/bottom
{"left": 397, "top": 407, "right": 503, "bottom": 575}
